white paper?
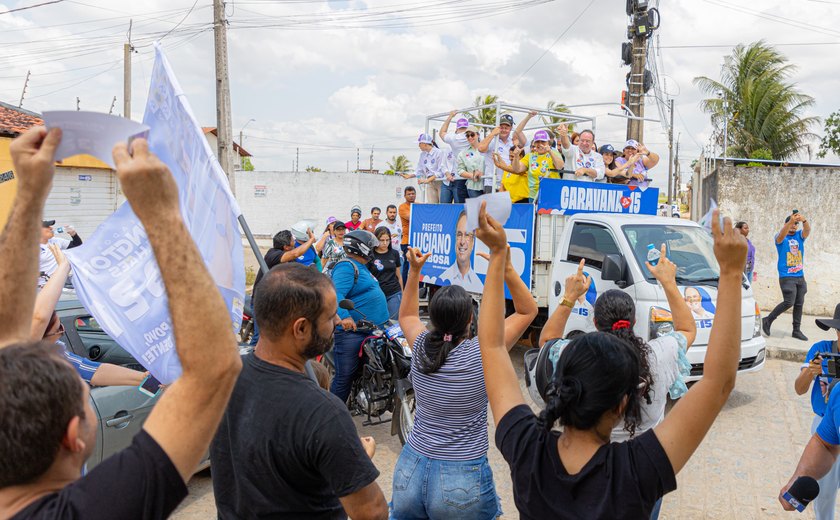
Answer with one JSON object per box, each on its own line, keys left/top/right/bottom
{"left": 43, "top": 111, "right": 150, "bottom": 169}
{"left": 464, "top": 192, "right": 512, "bottom": 232}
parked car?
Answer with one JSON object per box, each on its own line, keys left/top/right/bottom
{"left": 54, "top": 296, "right": 210, "bottom": 472}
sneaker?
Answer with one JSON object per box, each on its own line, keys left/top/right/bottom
{"left": 792, "top": 330, "right": 809, "bottom": 341}
{"left": 762, "top": 317, "right": 772, "bottom": 336}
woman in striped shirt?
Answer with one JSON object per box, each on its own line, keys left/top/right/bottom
{"left": 392, "top": 246, "right": 537, "bottom": 519}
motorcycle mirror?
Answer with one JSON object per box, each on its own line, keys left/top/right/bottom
{"left": 339, "top": 299, "right": 356, "bottom": 311}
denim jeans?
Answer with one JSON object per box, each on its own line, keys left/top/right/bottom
{"left": 452, "top": 180, "right": 468, "bottom": 203}
{"left": 329, "top": 329, "right": 368, "bottom": 403}
{"left": 386, "top": 291, "right": 402, "bottom": 320}
{"left": 466, "top": 189, "right": 484, "bottom": 199}
{"left": 391, "top": 443, "right": 501, "bottom": 520}
{"left": 400, "top": 245, "right": 410, "bottom": 287}
{"left": 766, "top": 276, "right": 808, "bottom": 329}
{"left": 248, "top": 320, "right": 260, "bottom": 346}
{"left": 650, "top": 497, "right": 662, "bottom": 520}
{"left": 439, "top": 183, "right": 456, "bottom": 204}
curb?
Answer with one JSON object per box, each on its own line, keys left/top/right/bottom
{"left": 767, "top": 346, "right": 807, "bottom": 363}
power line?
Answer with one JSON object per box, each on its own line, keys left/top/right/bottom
{"left": 661, "top": 42, "right": 840, "bottom": 49}
{"left": 160, "top": 0, "right": 200, "bottom": 41}
{"left": 0, "top": 0, "right": 65, "bottom": 16}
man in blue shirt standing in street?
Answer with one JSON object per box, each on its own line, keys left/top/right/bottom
{"left": 329, "top": 230, "right": 389, "bottom": 402}
{"left": 763, "top": 210, "right": 811, "bottom": 340}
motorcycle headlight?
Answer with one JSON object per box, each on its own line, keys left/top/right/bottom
{"left": 396, "top": 337, "right": 412, "bottom": 357}
{"left": 649, "top": 306, "right": 674, "bottom": 339}
{"left": 753, "top": 302, "right": 762, "bottom": 338}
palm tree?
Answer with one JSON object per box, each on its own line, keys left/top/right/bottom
{"left": 387, "top": 154, "right": 412, "bottom": 175}
{"left": 542, "top": 100, "right": 573, "bottom": 131}
{"left": 472, "top": 94, "right": 499, "bottom": 137}
{"left": 693, "top": 41, "right": 819, "bottom": 160}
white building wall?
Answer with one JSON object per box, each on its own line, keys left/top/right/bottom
{"left": 235, "top": 170, "right": 419, "bottom": 236}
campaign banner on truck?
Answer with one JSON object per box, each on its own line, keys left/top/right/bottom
{"left": 409, "top": 203, "right": 534, "bottom": 298}
{"left": 536, "top": 178, "right": 658, "bottom": 216}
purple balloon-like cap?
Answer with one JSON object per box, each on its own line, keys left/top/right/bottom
{"left": 456, "top": 118, "right": 470, "bottom": 128}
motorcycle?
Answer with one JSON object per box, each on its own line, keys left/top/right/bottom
{"left": 320, "top": 299, "right": 416, "bottom": 445}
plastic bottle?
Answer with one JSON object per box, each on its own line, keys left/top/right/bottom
{"left": 646, "top": 244, "right": 661, "bottom": 266}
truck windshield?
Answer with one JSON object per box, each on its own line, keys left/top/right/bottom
{"left": 622, "top": 224, "right": 720, "bottom": 285}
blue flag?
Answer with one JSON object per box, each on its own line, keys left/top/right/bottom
{"left": 65, "top": 44, "right": 245, "bottom": 384}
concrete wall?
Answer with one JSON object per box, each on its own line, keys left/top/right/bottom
{"left": 716, "top": 165, "right": 840, "bottom": 315}
{"left": 234, "top": 170, "right": 417, "bottom": 236}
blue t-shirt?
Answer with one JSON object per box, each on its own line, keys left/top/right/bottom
{"left": 332, "top": 258, "right": 389, "bottom": 327}
{"left": 804, "top": 340, "right": 836, "bottom": 417}
{"left": 775, "top": 230, "right": 805, "bottom": 278}
{"left": 816, "top": 379, "right": 840, "bottom": 445}
{"left": 294, "top": 240, "right": 317, "bottom": 267}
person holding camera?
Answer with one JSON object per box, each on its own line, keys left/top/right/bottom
{"left": 763, "top": 210, "right": 811, "bottom": 340}
{"left": 789, "top": 304, "right": 840, "bottom": 518}
{"left": 476, "top": 203, "right": 746, "bottom": 519}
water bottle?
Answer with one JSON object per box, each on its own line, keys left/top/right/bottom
{"left": 646, "top": 244, "right": 661, "bottom": 266}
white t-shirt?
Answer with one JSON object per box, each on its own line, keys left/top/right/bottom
{"left": 38, "top": 237, "right": 71, "bottom": 287}
{"left": 483, "top": 134, "right": 519, "bottom": 188}
{"left": 382, "top": 219, "right": 402, "bottom": 251}
{"left": 562, "top": 144, "right": 605, "bottom": 182}
{"left": 443, "top": 132, "right": 470, "bottom": 159}
{"left": 439, "top": 262, "right": 484, "bottom": 293}
{"left": 611, "top": 332, "right": 688, "bottom": 442}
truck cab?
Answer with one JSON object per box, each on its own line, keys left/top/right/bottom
{"left": 534, "top": 212, "right": 765, "bottom": 380}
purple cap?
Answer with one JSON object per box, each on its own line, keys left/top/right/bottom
{"left": 624, "top": 139, "right": 640, "bottom": 149}
{"left": 456, "top": 118, "right": 470, "bottom": 129}
{"left": 326, "top": 216, "right": 337, "bottom": 225}
{"left": 533, "top": 130, "right": 550, "bottom": 142}
{"left": 417, "top": 133, "right": 433, "bottom": 144}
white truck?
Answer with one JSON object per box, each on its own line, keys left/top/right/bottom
{"left": 527, "top": 211, "right": 765, "bottom": 380}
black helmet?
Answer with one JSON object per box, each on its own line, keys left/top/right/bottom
{"left": 343, "top": 230, "right": 378, "bottom": 260}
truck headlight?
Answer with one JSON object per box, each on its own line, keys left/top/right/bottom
{"left": 753, "top": 302, "right": 762, "bottom": 338}
{"left": 649, "top": 306, "right": 674, "bottom": 339}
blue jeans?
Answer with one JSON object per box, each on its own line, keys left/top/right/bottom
{"left": 386, "top": 291, "right": 402, "bottom": 320}
{"left": 467, "top": 189, "right": 483, "bottom": 199}
{"left": 391, "top": 443, "right": 501, "bottom": 520}
{"left": 452, "top": 180, "right": 468, "bottom": 203}
{"left": 400, "top": 245, "right": 410, "bottom": 286}
{"left": 440, "top": 183, "right": 456, "bottom": 203}
{"left": 248, "top": 321, "right": 260, "bottom": 346}
{"left": 329, "top": 329, "right": 368, "bottom": 403}
{"left": 650, "top": 497, "right": 662, "bottom": 520}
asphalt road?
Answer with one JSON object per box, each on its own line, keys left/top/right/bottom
{"left": 172, "top": 356, "right": 832, "bottom": 519}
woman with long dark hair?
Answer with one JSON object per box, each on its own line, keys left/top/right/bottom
{"left": 368, "top": 226, "right": 402, "bottom": 319}
{"left": 391, "top": 245, "right": 537, "bottom": 519}
{"left": 475, "top": 203, "right": 747, "bottom": 519}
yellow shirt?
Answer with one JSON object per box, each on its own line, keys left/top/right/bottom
{"left": 520, "top": 152, "right": 559, "bottom": 199}
{"left": 502, "top": 170, "right": 530, "bottom": 202}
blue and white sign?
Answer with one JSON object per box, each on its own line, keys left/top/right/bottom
{"left": 536, "top": 178, "right": 658, "bottom": 216}
{"left": 65, "top": 44, "right": 245, "bottom": 384}
{"left": 78, "top": 174, "right": 92, "bottom": 181}
{"left": 409, "top": 203, "right": 534, "bottom": 298}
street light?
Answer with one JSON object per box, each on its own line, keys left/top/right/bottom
{"left": 239, "top": 118, "right": 255, "bottom": 169}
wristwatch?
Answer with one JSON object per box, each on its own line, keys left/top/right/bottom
{"left": 560, "top": 297, "right": 575, "bottom": 309}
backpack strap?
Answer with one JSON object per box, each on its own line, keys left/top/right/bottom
{"left": 330, "top": 258, "right": 359, "bottom": 285}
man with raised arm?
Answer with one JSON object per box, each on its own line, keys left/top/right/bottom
{"left": 0, "top": 129, "right": 242, "bottom": 519}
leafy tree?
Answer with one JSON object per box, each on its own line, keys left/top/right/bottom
{"left": 541, "top": 100, "right": 573, "bottom": 130}
{"left": 694, "top": 40, "right": 819, "bottom": 160}
{"left": 472, "top": 94, "right": 499, "bottom": 137}
{"left": 241, "top": 157, "right": 255, "bottom": 171}
{"left": 387, "top": 154, "right": 412, "bottom": 175}
{"left": 818, "top": 110, "right": 840, "bottom": 159}
{"left": 305, "top": 165, "right": 322, "bottom": 172}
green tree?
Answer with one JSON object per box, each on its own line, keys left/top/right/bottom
{"left": 472, "top": 94, "right": 499, "bottom": 137}
{"left": 818, "top": 110, "right": 840, "bottom": 159}
{"left": 305, "top": 165, "right": 322, "bottom": 172}
{"left": 541, "top": 100, "right": 573, "bottom": 130}
{"left": 693, "top": 40, "right": 819, "bottom": 160}
{"left": 241, "top": 157, "right": 255, "bottom": 171}
{"left": 386, "top": 154, "right": 412, "bottom": 175}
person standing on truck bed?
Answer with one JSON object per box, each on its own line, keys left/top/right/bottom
{"left": 439, "top": 111, "right": 471, "bottom": 203}
{"left": 478, "top": 112, "right": 530, "bottom": 194}
{"left": 556, "top": 124, "right": 604, "bottom": 182}
{"left": 615, "top": 140, "right": 659, "bottom": 188}
{"left": 763, "top": 210, "right": 811, "bottom": 341}
{"left": 494, "top": 129, "right": 563, "bottom": 203}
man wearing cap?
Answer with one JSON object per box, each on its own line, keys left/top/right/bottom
{"left": 345, "top": 206, "right": 363, "bottom": 231}
{"left": 478, "top": 112, "right": 530, "bottom": 194}
{"left": 405, "top": 133, "right": 446, "bottom": 203}
{"left": 556, "top": 124, "right": 605, "bottom": 182}
{"left": 439, "top": 110, "right": 471, "bottom": 202}
{"left": 763, "top": 210, "right": 811, "bottom": 341}
{"left": 790, "top": 304, "right": 840, "bottom": 518}
{"left": 495, "top": 129, "right": 563, "bottom": 202}
{"left": 39, "top": 220, "right": 82, "bottom": 288}
{"left": 615, "top": 139, "right": 659, "bottom": 187}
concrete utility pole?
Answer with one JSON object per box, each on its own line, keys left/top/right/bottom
{"left": 76, "top": 97, "right": 80, "bottom": 111}
{"left": 108, "top": 96, "right": 117, "bottom": 114}
{"left": 214, "top": 0, "right": 236, "bottom": 195}
{"left": 124, "top": 20, "right": 133, "bottom": 119}
{"left": 296, "top": 148, "right": 299, "bottom": 172}
{"left": 356, "top": 148, "right": 360, "bottom": 172}
{"left": 370, "top": 146, "right": 374, "bottom": 172}
{"left": 666, "top": 98, "right": 674, "bottom": 205}
{"left": 18, "top": 70, "right": 30, "bottom": 108}
{"left": 626, "top": 5, "right": 648, "bottom": 142}
{"left": 674, "top": 137, "right": 681, "bottom": 204}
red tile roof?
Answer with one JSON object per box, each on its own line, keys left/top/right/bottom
{"left": 202, "top": 126, "right": 252, "bottom": 157}
{"left": 0, "top": 101, "right": 43, "bottom": 137}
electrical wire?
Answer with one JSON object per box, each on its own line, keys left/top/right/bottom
{"left": 160, "top": 0, "right": 200, "bottom": 41}
{"left": 0, "top": 0, "right": 65, "bottom": 16}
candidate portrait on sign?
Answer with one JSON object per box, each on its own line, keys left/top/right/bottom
{"left": 440, "top": 210, "right": 484, "bottom": 293}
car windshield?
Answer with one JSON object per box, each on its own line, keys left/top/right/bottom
{"left": 622, "top": 224, "right": 720, "bottom": 285}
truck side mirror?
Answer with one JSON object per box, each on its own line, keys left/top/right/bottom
{"left": 602, "top": 254, "right": 628, "bottom": 288}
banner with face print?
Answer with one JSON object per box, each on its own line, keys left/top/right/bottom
{"left": 408, "top": 203, "right": 534, "bottom": 298}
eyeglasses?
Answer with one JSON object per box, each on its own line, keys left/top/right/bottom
{"left": 456, "top": 232, "right": 474, "bottom": 240}
{"left": 46, "top": 322, "right": 65, "bottom": 338}
{"left": 465, "top": 132, "right": 477, "bottom": 137}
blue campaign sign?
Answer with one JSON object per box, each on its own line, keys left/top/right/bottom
{"left": 536, "top": 178, "right": 658, "bottom": 216}
{"left": 409, "top": 203, "right": 534, "bottom": 298}
{"left": 78, "top": 174, "right": 92, "bottom": 181}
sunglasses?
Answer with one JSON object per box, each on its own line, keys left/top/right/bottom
{"left": 465, "top": 132, "right": 477, "bottom": 137}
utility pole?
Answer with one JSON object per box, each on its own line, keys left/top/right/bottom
{"left": 666, "top": 98, "right": 674, "bottom": 205}
{"left": 369, "top": 145, "right": 374, "bottom": 172}
{"left": 674, "top": 137, "right": 681, "bottom": 205}
{"left": 214, "top": 0, "right": 236, "bottom": 195}
{"left": 18, "top": 70, "right": 30, "bottom": 108}
{"left": 108, "top": 96, "right": 117, "bottom": 115}
{"left": 124, "top": 20, "right": 133, "bottom": 119}
{"left": 626, "top": 5, "right": 648, "bottom": 142}
{"left": 76, "top": 97, "right": 80, "bottom": 111}
{"left": 346, "top": 160, "right": 349, "bottom": 173}
{"left": 356, "top": 148, "right": 360, "bottom": 172}
{"left": 295, "top": 148, "right": 299, "bottom": 172}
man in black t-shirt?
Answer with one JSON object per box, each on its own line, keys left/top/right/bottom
{"left": 211, "top": 262, "right": 388, "bottom": 520}
{"left": 0, "top": 131, "right": 242, "bottom": 518}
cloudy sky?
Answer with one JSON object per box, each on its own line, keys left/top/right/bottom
{"left": 1, "top": 0, "right": 838, "bottom": 182}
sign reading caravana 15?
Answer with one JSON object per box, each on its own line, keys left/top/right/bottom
{"left": 536, "top": 178, "right": 658, "bottom": 216}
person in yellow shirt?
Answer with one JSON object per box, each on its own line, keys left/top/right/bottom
{"left": 493, "top": 143, "right": 529, "bottom": 203}
{"left": 494, "top": 130, "right": 563, "bottom": 202}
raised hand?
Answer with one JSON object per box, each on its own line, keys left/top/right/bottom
{"left": 9, "top": 126, "right": 62, "bottom": 201}
{"left": 711, "top": 208, "right": 747, "bottom": 275}
{"left": 47, "top": 243, "right": 68, "bottom": 269}
{"left": 555, "top": 124, "right": 568, "bottom": 138}
{"left": 112, "top": 138, "right": 179, "bottom": 221}
{"left": 646, "top": 244, "right": 677, "bottom": 284}
{"left": 475, "top": 201, "right": 507, "bottom": 253}
{"left": 492, "top": 153, "right": 505, "bottom": 168}
{"left": 490, "top": 126, "right": 501, "bottom": 137}
{"left": 407, "top": 248, "right": 432, "bottom": 271}
{"left": 448, "top": 110, "right": 458, "bottom": 118}
{"left": 564, "top": 259, "right": 591, "bottom": 301}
